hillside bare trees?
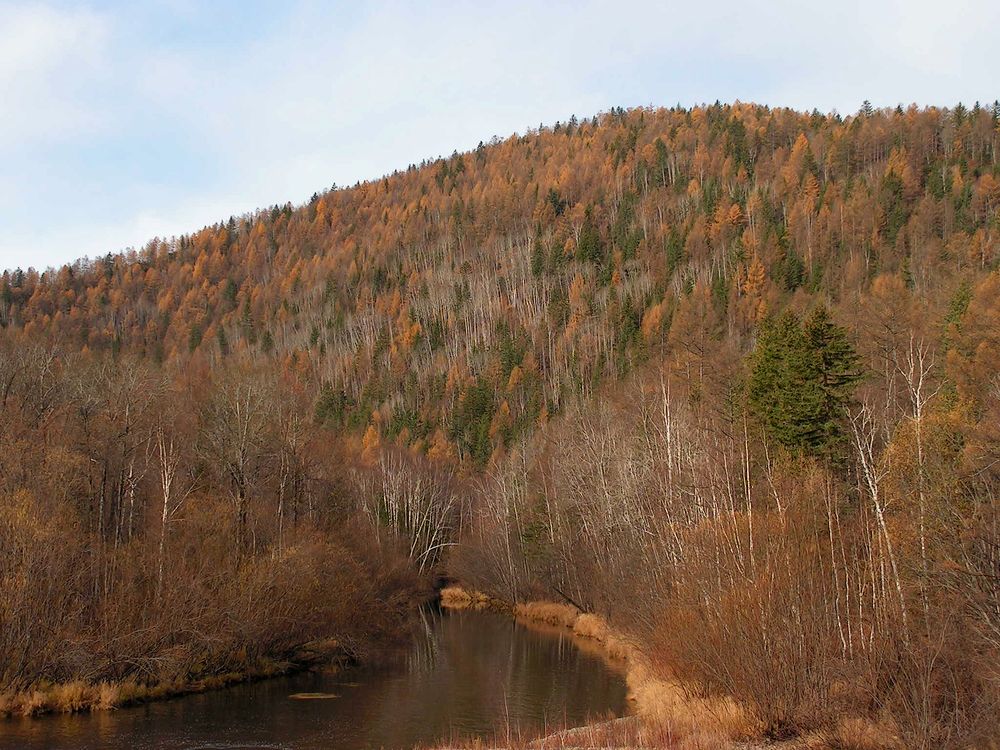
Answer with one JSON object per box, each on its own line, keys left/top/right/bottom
{"left": 453, "top": 290, "right": 1000, "bottom": 747}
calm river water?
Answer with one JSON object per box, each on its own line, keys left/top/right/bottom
{"left": 0, "top": 608, "right": 628, "bottom": 749}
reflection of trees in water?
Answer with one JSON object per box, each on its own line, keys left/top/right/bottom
{"left": 406, "top": 605, "right": 444, "bottom": 674}
{"left": 355, "top": 610, "right": 629, "bottom": 742}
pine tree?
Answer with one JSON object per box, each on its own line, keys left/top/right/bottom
{"left": 748, "top": 307, "right": 861, "bottom": 458}
{"left": 216, "top": 326, "right": 229, "bottom": 356}
{"left": 577, "top": 207, "right": 603, "bottom": 264}
{"left": 531, "top": 238, "right": 546, "bottom": 277}
{"left": 803, "top": 305, "right": 863, "bottom": 454}
{"left": 749, "top": 311, "right": 822, "bottom": 452}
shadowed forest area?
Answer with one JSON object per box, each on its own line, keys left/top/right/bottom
{"left": 2, "top": 102, "right": 1000, "bottom": 747}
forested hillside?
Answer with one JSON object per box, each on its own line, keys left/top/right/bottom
{"left": 4, "top": 102, "right": 999, "bottom": 462}
{"left": 2, "top": 102, "right": 1000, "bottom": 747}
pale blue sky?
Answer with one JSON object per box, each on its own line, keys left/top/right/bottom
{"left": 2, "top": 0, "right": 998, "bottom": 271}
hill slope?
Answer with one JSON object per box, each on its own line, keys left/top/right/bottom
{"left": 4, "top": 102, "right": 999, "bottom": 461}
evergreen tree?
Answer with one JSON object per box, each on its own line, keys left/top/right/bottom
{"left": 315, "top": 382, "right": 348, "bottom": 426}
{"left": 748, "top": 307, "right": 861, "bottom": 458}
{"left": 531, "top": 238, "right": 546, "bottom": 277}
{"left": 188, "top": 324, "right": 203, "bottom": 353}
{"left": 223, "top": 279, "right": 238, "bottom": 309}
{"left": 577, "top": 207, "right": 603, "bottom": 263}
{"left": 803, "top": 305, "right": 863, "bottom": 453}
{"left": 216, "top": 326, "right": 229, "bottom": 356}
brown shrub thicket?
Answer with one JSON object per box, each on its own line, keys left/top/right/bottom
{"left": 452, "top": 330, "right": 1000, "bottom": 749}
{"left": 0, "top": 349, "right": 429, "bottom": 715}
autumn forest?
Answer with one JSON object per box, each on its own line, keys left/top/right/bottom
{"left": 2, "top": 102, "right": 1000, "bottom": 748}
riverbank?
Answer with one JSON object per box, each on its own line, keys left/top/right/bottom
{"left": 440, "top": 587, "right": 911, "bottom": 750}
{"left": 2, "top": 603, "right": 630, "bottom": 749}
{"left": 440, "top": 586, "right": 775, "bottom": 750}
{"left": 0, "top": 638, "right": 350, "bottom": 719}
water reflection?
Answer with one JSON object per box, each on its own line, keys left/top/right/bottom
{"left": 0, "top": 608, "right": 628, "bottom": 750}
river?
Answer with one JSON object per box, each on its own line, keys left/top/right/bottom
{"left": 0, "top": 608, "right": 629, "bottom": 749}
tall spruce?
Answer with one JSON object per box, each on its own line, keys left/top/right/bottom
{"left": 803, "top": 305, "right": 863, "bottom": 453}
{"left": 748, "top": 306, "right": 861, "bottom": 458}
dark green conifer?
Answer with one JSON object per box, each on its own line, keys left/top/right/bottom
{"left": 748, "top": 307, "right": 861, "bottom": 459}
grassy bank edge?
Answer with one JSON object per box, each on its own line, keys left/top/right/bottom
{"left": 441, "top": 587, "right": 909, "bottom": 749}
{"left": 440, "top": 585, "right": 768, "bottom": 749}
{"left": 0, "top": 638, "right": 347, "bottom": 720}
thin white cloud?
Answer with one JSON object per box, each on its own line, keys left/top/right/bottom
{"left": 0, "top": 2, "right": 110, "bottom": 147}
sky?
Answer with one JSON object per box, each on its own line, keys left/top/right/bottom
{"left": 2, "top": 0, "right": 998, "bottom": 272}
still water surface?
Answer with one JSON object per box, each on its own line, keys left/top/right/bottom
{"left": 0, "top": 608, "right": 628, "bottom": 749}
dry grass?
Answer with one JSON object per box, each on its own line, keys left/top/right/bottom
{"left": 0, "top": 680, "right": 152, "bottom": 718}
{"left": 503, "top": 597, "right": 761, "bottom": 749}
{"left": 572, "top": 612, "right": 609, "bottom": 639}
{"left": 627, "top": 661, "right": 759, "bottom": 747}
{"left": 531, "top": 716, "right": 678, "bottom": 749}
{"left": 19, "top": 689, "right": 50, "bottom": 716}
{"left": 423, "top": 714, "right": 775, "bottom": 750}
{"left": 1, "top": 678, "right": 198, "bottom": 718}
{"left": 50, "top": 681, "right": 94, "bottom": 713}
{"left": 440, "top": 585, "right": 512, "bottom": 613}
{"left": 95, "top": 681, "right": 119, "bottom": 710}
{"left": 572, "top": 614, "right": 637, "bottom": 663}
{"left": 0, "top": 641, "right": 346, "bottom": 719}
{"left": 815, "top": 717, "right": 904, "bottom": 750}
{"left": 514, "top": 601, "right": 580, "bottom": 628}
{"left": 440, "top": 585, "right": 477, "bottom": 609}
{"left": 424, "top": 715, "right": 670, "bottom": 750}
